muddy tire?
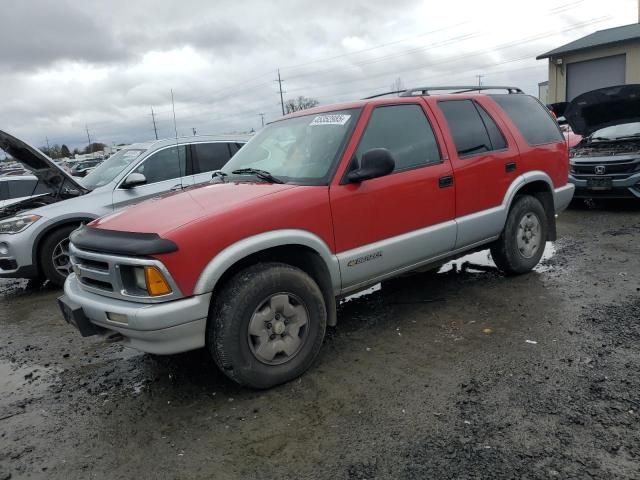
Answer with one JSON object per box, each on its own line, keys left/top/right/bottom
{"left": 207, "top": 262, "right": 327, "bottom": 389}
{"left": 490, "top": 195, "right": 548, "bottom": 275}
{"left": 39, "top": 224, "right": 78, "bottom": 287}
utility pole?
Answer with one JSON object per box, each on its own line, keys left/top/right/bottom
{"left": 258, "top": 113, "right": 265, "bottom": 128}
{"left": 45, "top": 136, "right": 51, "bottom": 155}
{"left": 151, "top": 107, "right": 159, "bottom": 140}
{"left": 476, "top": 74, "right": 484, "bottom": 92}
{"left": 275, "top": 69, "right": 285, "bottom": 116}
{"left": 85, "top": 125, "right": 92, "bottom": 150}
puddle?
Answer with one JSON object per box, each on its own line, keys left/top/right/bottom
{"left": 439, "top": 243, "right": 556, "bottom": 274}
{"left": 342, "top": 284, "right": 381, "bottom": 304}
{"left": 0, "top": 360, "right": 59, "bottom": 405}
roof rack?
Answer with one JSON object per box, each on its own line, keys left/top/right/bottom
{"left": 363, "top": 85, "right": 524, "bottom": 99}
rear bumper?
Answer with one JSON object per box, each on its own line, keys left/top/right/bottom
{"left": 61, "top": 274, "right": 211, "bottom": 355}
{"left": 569, "top": 173, "right": 640, "bottom": 199}
{"left": 553, "top": 184, "right": 575, "bottom": 213}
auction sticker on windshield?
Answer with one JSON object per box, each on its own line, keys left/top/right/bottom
{"left": 309, "top": 114, "right": 351, "bottom": 126}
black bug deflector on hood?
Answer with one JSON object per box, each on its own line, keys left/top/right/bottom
{"left": 564, "top": 84, "right": 640, "bottom": 136}
{"left": 70, "top": 225, "right": 178, "bottom": 256}
{"left": 0, "top": 129, "right": 88, "bottom": 193}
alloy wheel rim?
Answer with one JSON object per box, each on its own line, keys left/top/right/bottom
{"left": 516, "top": 212, "right": 541, "bottom": 259}
{"left": 247, "top": 293, "right": 309, "bottom": 365}
{"left": 52, "top": 237, "right": 72, "bottom": 277}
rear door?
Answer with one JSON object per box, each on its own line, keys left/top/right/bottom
{"left": 433, "top": 97, "right": 520, "bottom": 248}
{"left": 111, "top": 145, "right": 193, "bottom": 211}
{"left": 330, "top": 101, "right": 456, "bottom": 291}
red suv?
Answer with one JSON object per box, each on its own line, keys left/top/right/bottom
{"left": 59, "top": 86, "right": 574, "bottom": 388}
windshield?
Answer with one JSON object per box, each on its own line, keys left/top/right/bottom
{"left": 222, "top": 109, "right": 359, "bottom": 185}
{"left": 591, "top": 122, "right": 640, "bottom": 141}
{"left": 81, "top": 149, "right": 144, "bottom": 189}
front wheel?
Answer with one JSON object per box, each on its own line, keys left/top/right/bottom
{"left": 208, "top": 262, "right": 327, "bottom": 389}
{"left": 39, "top": 224, "right": 79, "bottom": 287}
{"left": 490, "top": 195, "right": 548, "bottom": 275}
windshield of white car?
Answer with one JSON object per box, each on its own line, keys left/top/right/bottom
{"left": 221, "top": 109, "right": 360, "bottom": 185}
{"left": 81, "top": 149, "right": 145, "bottom": 189}
{"left": 589, "top": 122, "right": 640, "bottom": 142}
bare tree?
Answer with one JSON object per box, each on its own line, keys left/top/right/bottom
{"left": 390, "top": 77, "right": 405, "bottom": 95}
{"left": 284, "top": 96, "right": 319, "bottom": 114}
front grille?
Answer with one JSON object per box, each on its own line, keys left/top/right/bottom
{"left": 571, "top": 158, "right": 640, "bottom": 179}
{"left": 69, "top": 244, "right": 181, "bottom": 303}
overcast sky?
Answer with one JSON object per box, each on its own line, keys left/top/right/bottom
{"left": 1, "top": 0, "right": 636, "bottom": 150}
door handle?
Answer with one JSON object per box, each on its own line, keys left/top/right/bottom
{"left": 439, "top": 175, "right": 454, "bottom": 188}
{"left": 505, "top": 162, "right": 517, "bottom": 173}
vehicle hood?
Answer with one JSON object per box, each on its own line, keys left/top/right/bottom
{"left": 565, "top": 84, "right": 640, "bottom": 136}
{"left": 0, "top": 130, "right": 87, "bottom": 192}
{"left": 90, "top": 182, "right": 298, "bottom": 235}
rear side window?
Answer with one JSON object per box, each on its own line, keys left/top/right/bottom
{"left": 192, "top": 143, "right": 233, "bottom": 173}
{"left": 355, "top": 104, "right": 441, "bottom": 171}
{"left": 490, "top": 94, "right": 563, "bottom": 145}
{"left": 133, "top": 145, "right": 187, "bottom": 184}
{"left": 438, "top": 100, "right": 493, "bottom": 157}
{"left": 476, "top": 104, "right": 507, "bottom": 150}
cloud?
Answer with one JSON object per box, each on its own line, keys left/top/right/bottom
{"left": 0, "top": 0, "right": 636, "bottom": 149}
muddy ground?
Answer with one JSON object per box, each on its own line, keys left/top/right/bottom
{"left": 1, "top": 201, "right": 639, "bottom": 479}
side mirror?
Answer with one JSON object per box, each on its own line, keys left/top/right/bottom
{"left": 122, "top": 173, "right": 147, "bottom": 188}
{"left": 347, "top": 148, "right": 395, "bottom": 183}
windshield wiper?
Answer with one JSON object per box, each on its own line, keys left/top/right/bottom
{"left": 231, "top": 168, "right": 284, "bottom": 184}
{"left": 211, "top": 170, "right": 228, "bottom": 183}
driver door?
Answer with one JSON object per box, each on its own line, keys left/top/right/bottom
{"left": 330, "top": 102, "right": 457, "bottom": 291}
{"left": 112, "top": 145, "right": 193, "bottom": 211}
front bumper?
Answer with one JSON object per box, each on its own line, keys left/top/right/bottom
{"left": 569, "top": 173, "right": 640, "bottom": 199}
{"left": 61, "top": 273, "right": 211, "bottom": 355}
{"left": 0, "top": 228, "right": 40, "bottom": 279}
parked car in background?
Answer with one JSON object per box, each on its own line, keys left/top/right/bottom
{"left": 565, "top": 84, "right": 640, "bottom": 199}
{"left": 0, "top": 130, "right": 249, "bottom": 286}
{"left": 59, "top": 86, "right": 574, "bottom": 389}
{"left": 70, "top": 159, "right": 103, "bottom": 177}
{"left": 0, "top": 175, "right": 51, "bottom": 207}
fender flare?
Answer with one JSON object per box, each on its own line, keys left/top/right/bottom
{"left": 193, "top": 229, "right": 341, "bottom": 295}
{"left": 502, "top": 170, "right": 554, "bottom": 210}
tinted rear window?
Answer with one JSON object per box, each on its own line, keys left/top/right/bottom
{"left": 438, "top": 100, "right": 492, "bottom": 157}
{"left": 490, "top": 95, "right": 563, "bottom": 145}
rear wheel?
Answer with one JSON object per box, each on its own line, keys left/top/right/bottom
{"left": 491, "top": 195, "right": 548, "bottom": 275}
{"left": 208, "top": 262, "right": 327, "bottom": 389}
{"left": 39, "top": 225, "right": 78, "bottom": 287}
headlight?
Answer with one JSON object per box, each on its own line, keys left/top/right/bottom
{"left": 0, "top": 215, "right": 42, "bottom": 234}
{"left": 123, "top": 265, "right": 173, "bottom": 297}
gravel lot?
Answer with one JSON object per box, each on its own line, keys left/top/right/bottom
{"left": 1, "top": 201, "right": 639, "bottom": 479}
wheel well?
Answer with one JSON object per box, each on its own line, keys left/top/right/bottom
{"left": 513, "top": 181, "right": 557, "bottom": 241}
{"left": 33, "top": 219, "right": 93, "bottom": 273}
{"left": 211, "top": 245, "right": 338, "bottom": 327}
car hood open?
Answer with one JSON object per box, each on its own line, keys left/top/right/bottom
{"left": 0, "top": 130, "right": 87, "bottom": 193}
{"left": 564, "top": 84, "right": 640, "bottom": 136}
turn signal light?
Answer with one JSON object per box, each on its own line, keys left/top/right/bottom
{"left": 144, "top": 266, "right": 172, "bottom": 296}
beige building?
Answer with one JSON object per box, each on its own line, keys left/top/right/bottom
{"left": 537, "top": 23, "right": 640, "bottom": 104}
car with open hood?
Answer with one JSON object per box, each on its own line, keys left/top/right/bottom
{"left": 566, "top": 84, "right": 640, "bottom": 199}
{"left": 58, "top": 86, "right": 574, "bottom": 389}
{"left": 0, "top": 130, "right": 248, "bottom": 286}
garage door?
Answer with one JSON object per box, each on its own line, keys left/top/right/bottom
{"left": 566, "top": 54, "right": 626, "bottom": 101}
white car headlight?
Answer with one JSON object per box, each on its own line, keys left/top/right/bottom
{"left": 0, "top": 215, "right": 42, "bottom": 234}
